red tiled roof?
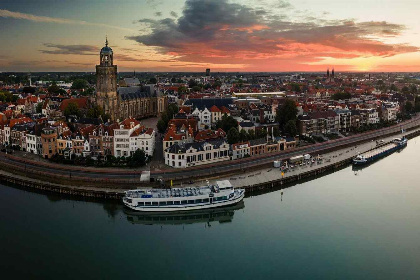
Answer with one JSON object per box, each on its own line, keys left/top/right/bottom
{"left": 209, "top": 105, "right": 221, "bottom": 113}
{"left": 9, "top": 117, "right": 33, "bottom": 128}
{"left": 59, "top": 97, "right": 88, "bottom": 111}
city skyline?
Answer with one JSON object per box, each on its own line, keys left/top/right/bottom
{"left": 1, "top": 0, "right": 420, "bottom": 72}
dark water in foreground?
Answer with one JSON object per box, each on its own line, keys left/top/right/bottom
{"left": 1, "top": 137, "right": 420, "bottom": 279}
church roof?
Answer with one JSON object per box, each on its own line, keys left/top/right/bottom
{"left": 118, "top": 86, "right": 154, "bottom": 100}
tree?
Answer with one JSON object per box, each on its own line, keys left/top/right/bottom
{"left": 157, "top": 119, "right": 166, "bottom": 133}
{"left": 227, "top": 127, "right": 239, "bottom": 144}
{"left": 248, "top": 130, "right": 256, "bottom": 140}
{"left": 36, "top": 102, "right": 43, "bottom": 114}
{"left": 410, "top": 85, "right": 418, "bottom": 94}
{"left": 239, "top": 129, "right": 249, "bottom": 142}
{"left": 127, "top": 149, "right": 147, "bottom": 167}
{"left": 71, "top": 79, "right": 88, "bottom": 90}
{"left": 149, "top": 77, "right": 157, "bottom": 84}
{"left": 284, "top": 120, "right": 298, "bottom": 136}
{"left": 188, "top": 79, "right": 198, "bottom": 88}
{"left": 178, "top": 86, "right": 188, "bottom": 94}
{"left": 64, "top": 102, "right": 80, "bottom": 117}
{"left": 216, "top": 115, "right": 238, "bottom": 132}
{"left": 48, "top": 83, "right": 65, "bottom": 95}
{"left": 331, "top": 92, "right": 351, "bottom": 100}
{"left": 390, "top": 84, "right": 398, "bottom": 92}
{"left": 405, "top": 101, "right": 413, "bottom": 114}
{"left": 402, "top": 86, "right": 410, "bottom": 94}
{"left": 87, "top": 105, "right": 104, "bottom": 118}
{"left": 276, "top": 99, "right": 298, "bottom": 131}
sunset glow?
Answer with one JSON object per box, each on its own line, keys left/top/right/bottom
{"left": 0, "top": 0, "right": 419, "bottom": 72}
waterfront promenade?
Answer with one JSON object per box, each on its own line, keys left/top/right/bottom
{"left": 1, "top": 116, "right": 420, "bottom": 198}
{"left": 184, "top": 128, "right": 418, "bottom": 191}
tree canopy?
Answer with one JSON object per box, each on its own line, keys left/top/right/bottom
{"left": 64, "top": 102, "right": 80, "bottom": 117}
{"left": 71, "top": 79, "right": 89, "bottom": 90}
{"left": 331, "top": 92, "right": 351, "bottom": 100}
{"left": 216, "top": 114, "right": 238, "bottom": 132}
{"left": 227, "top": 127, "right": 240, "bottom": 144}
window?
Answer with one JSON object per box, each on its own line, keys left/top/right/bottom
{"left": 160, "top": 201, "right": 167, "bottom": 206}
{"left": 181, "top": 200, "right": 187, "bottom": 205}
{"left": 167, "top": 201, "right": 174, "bottom": 205}
{"left": 203, "top": 198, "right": 209, "bottom": 203}
{"left": 145, "top": 202, "right": 151, "bottom": 206}
{"left": 188, "top": 200, "right": 194, "bottom": 204}
{"left": 195, "top": 199, "right": 202, "bottom": 203}
{"left": 174, "top": 201, "right": 180, "bottom": 205}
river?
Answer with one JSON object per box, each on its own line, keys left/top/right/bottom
{"left": 1, "top": 136, "right": 420, "bottom": 279}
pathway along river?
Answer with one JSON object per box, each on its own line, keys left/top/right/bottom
{"left": 1, "top": 136, "right": 420, "bottom": 279}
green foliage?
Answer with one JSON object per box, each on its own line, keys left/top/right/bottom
{"left": 256, "top": 128, "right": 267, "bottom": 139}
{"left": 87, "top": 105, "right": 104, "bottom": 118}
{"left": 188, "top": 79, "right": 198, "bottom": 88}
{"left": 127, "top": 149, "right": 147, "bottom": 167}
{"left": 178, "top": 86, "right": 188, "bottom": 94}
{"left": 291, "top": 83, "right": 301, "bottom": 92}
{"left": 239, "top": 129, "right": 249, "bottom": 142}
{"left": 227, "top": 127, "right": 240, "bottom": 144}
{"left": 284, "top": 120, "right": 298, "bottom": 136}
{"left": 331, "top": 92, "right": 351, "bottom": 100}
{"left": 64, "top": 102, "right": 80, "bottom": 117}
{"left": 71, "top": 79, "right": 89, "bottom": 90}
{"left": 192, "top": 85, "right": 202, "bottom": 92}
{"left": 216, "top": 114, "right": 238, "bottom": 132}
{"left": 48, "top": 83, "right": 66, "bottom": 95}
{"left": 157, "top": 104, "right": 179, "bottom": 133}
{"left": 36, "top": 102, "right": 43, "bottom": 114}
{"left": 404, "top": 101, "right": 413, "bottom": 114}
{"left": 0, "top": 91, "right": 16, "bottom": 102}
{"left": 157, "top": 119, "right": 166, "bottom": 133}
{"left": 149, "top": 77, "right": 157, "bottom": 84}
{"left": 390, "top": 84, "right": 398, "bottom": 92}
{"left": 276, "top": 99, "right": 298, "bottom": 132}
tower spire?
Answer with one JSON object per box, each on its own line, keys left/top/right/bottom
{"left": 105, "top": 36, "right": 108, "bottom": 47}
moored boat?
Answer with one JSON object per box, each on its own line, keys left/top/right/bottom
{"left": 353, "top": 137, "right": 407, "bottom": 166}
{"left": 123, "top": 180, "right": 245, "bottom": 212}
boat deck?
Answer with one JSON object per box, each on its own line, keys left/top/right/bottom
{"left": 359, "top": 143, "right": 397, "bottom": 158}
{"left": 125, "top": 186, "right": 213, "bottom": 199}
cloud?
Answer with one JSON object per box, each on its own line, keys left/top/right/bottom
{"left": 40, "top": 43, "right": 97, "bottom": 55}
{"left": 170, "top": 11, "right": 178, "bottom": 18}
{"left": 0, "top": 9, "right": 134, "bottom": 32}
{"left": 155, "top": 12, "right": 162, "bottom": 17}
{"left": 126, "top": 0, "right": 418, "bottom": 69}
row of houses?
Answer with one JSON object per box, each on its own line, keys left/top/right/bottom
{"left": 164, "top": 136, "right": 297, "bottom": 168}
{"left": 298, "top": 105, "right": 399, "bottom": 136}
{"left": 0, "top": 117, "right": 155, "bottom": 159}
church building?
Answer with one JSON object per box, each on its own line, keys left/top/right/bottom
{"left": 95, "top": 38, "right": 167, "bottom": 121}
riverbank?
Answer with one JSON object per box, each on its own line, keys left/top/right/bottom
{"left": 1, "top": 123, "right": 419, "bottom": 199}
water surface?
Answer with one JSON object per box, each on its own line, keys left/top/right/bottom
{"left": 1, "top": 137, "right": 420, "bottom": 279}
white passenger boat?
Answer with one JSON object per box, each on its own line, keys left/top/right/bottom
{"left": 123, "top": 180, "right": 245, "bottom": 212}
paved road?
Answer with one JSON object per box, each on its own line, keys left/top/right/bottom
{"left": 1, "top": 116, "right": 419, "bottom": 182}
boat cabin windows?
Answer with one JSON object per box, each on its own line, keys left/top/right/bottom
{"left": 137, "top": 202, "right": 144, "bottom": 206}
{"left": 195, "top": 199, "right": 203, "bottom": 203}
{"left": 174, "top": 201, "right": 181, "bottom": 205}
{"left": 187, "top": 200, "right": 194, "bottom": 204}
{"left": 145, "top": 202, "right": 152, "bottom": 206}
{"left": 167, "top": 201, "right": 174, "bottom": 205}
{"left": 203, "top": 198, "right": 209, "bottom": 203}
{"left": 152, "top": 202, "right": 159, "bottom": 206}
{"left": 160, "top": 201, "right": 167, "bottom": 206}
{"left": 181, "top": 200, "right": 187, "bottom": 205}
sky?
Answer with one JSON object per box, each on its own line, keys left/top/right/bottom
{"left": 0, "top": 0, "right": 420, "bottom": 72}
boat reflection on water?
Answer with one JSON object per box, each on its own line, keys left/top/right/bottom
{"left": 124, "top": 201, "right": 245, "bottom": 226}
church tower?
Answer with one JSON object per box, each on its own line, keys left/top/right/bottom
{"left": 96, "top": 37, "right": 118, "bottom": 120}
